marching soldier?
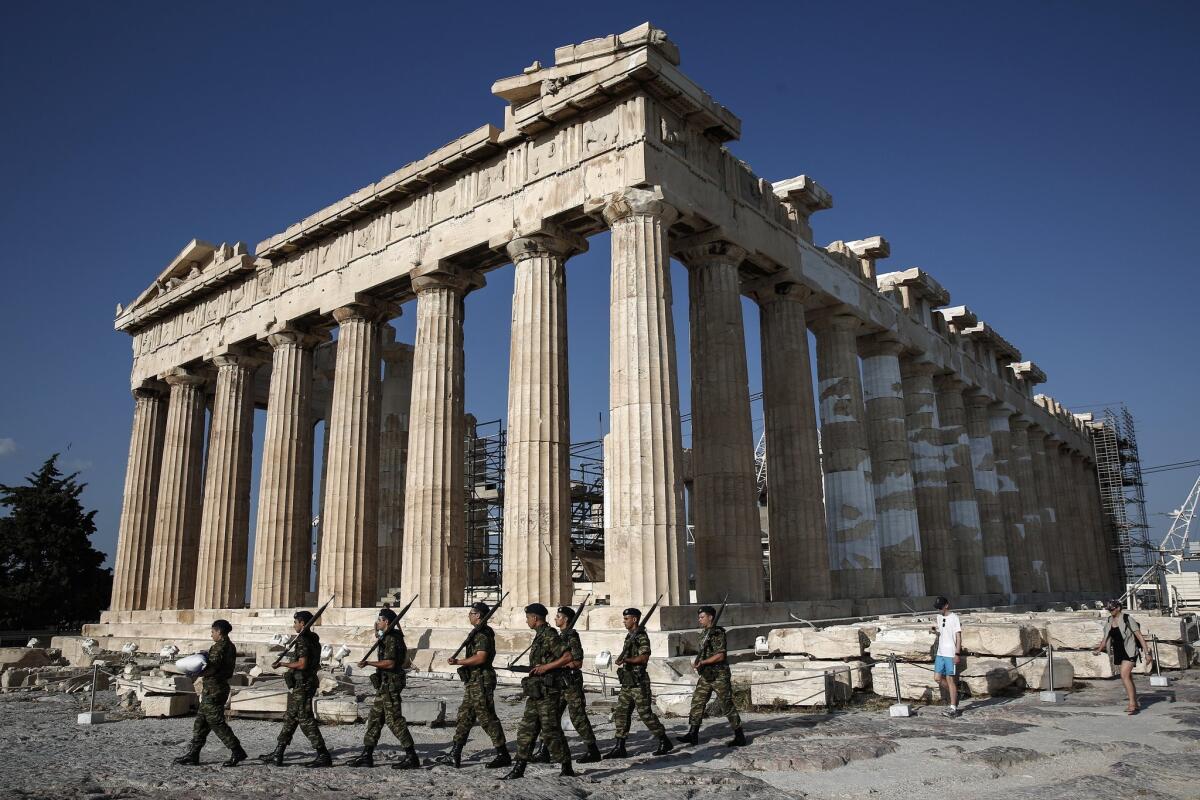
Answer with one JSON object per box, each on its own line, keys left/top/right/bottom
{"left": 530, "top": 605, "right": 602, "bottom": 764}
{"left": 433, "top": 601, "right": 512, "bottom": 769}
{"left": 677, "top": 605, "right": 746, "bottom": 747}
{"left": 259, "top": 610, "right": 331, "bottom": 768}
{"left": 603, "top": 607, "right": 673, "bottom": 759}
{"left": 347, "top": 607, "right": 420, "bottom": 769}
{"left": 502, "top": 603, "right": 573, "bottom": 779}
{"left": 173, "top": 619, "right": 246, "bottom": 767}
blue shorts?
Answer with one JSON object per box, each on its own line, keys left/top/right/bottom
{"left": 934, "top": 656, "right": 957, "bottom": 676}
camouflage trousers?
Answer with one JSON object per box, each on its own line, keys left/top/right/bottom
{"left": 277, "top": 682, "right": 326, "bottom": 750}
{"left": 191, "top": 685, "right": 241, "bottom": 752}
{"left": 515, "top": 686, "right": 568, "bottom": 762}
{"left": 613, "top": 674, "right": 665, "bottom": 738}
{"left": 689, "top": 667, "right": 741, "bottom": 729}
{"left": 364, "top": 681, "right": 414, "bottom": 748}
{"left": 452, "top": 669, "right": 507, "bottom": 748}
{"left": 530, "top": 671, "right": 595, "bottom": 745}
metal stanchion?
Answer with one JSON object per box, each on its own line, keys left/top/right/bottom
{"left": 887, "top": 655, "right": 912, "bottom": 717}
{"left": 77, "top": 663, "right": 106, "bottom": 725}
{"left": 1149, "top": 635, "right": 1170, "bottom": 687}
{"left": 1040, "top": 643, "right": 1067, "bottom": 703}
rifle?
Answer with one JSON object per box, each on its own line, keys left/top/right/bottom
{"left": 449, "top": 591, "right": 509, "bottom": 662}
{"left": 692, "top": 594, "right": 729, "bottom": 667}
{"left": 505, "top": 593, "right": 591, "bottom": 672}
{"left": 272, "top": 593, "right": 336, "bottom": 668}
{"left": 357, "top": 594, "right": 418, "bottom": 667}
{"left": 616, "top": 594, "right": 662, "bottom": 666}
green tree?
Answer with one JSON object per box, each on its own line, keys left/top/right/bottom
{"left": 0, "top": 454, "right": 112, "bottom": 629}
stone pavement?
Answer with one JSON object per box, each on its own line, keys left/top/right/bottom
{"left": 1, "top": 669, "right": 1197, "bottom": 799}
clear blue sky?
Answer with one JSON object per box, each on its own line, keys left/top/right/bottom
{"left": 1, "top": 2, "right": 1197, "bottom": 571}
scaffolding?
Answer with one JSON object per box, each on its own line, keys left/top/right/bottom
{"left": 1090, "top": 405, "right": 1152, "bottom": 587}
{"left": 464, "top": 417, "right": 505, "bottom": 603}
{"left": 569, "top": 438, "right": 605, "bottom": 583}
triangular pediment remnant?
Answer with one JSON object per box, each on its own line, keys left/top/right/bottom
{"left": 116, "top": 239, "right": 255, "bottom": 331}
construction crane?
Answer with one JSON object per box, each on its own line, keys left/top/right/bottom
{"left": 1121, "top": 473, "right": 1200, "bottom": 612}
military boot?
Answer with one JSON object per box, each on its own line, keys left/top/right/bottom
{"left": 431, "top": 741, "right": 463, "bottom": 768}
{"left": 173, "top": 747, "right": 200, "bottom": 766}
{"left": 222, "top": 745, "right": 247, "bottom": 768}
{"left": 393, "top": 746, "right": 421, "bottom": 770}
{"left": 304, "top": 747, "right": 333, "bottom": 768}
{"left": 258, "top": 744, "right": 285, "bottom": 766}
{"left": 485, "top": 745, "right": 512, "bottom": 769}
{"left": 499, "top": 760, "right": 527, "bottom": 780}
{"left": 577, "top": 741, "right": 602, "bottom": 764}
{"left": 676, "top": 725, "right": 700, "bottom": 746}
{"left": 728, "top": 728, "right": 747, "bottom": 747}
{"left": 347, "top": 746, "right": 374, "bottom": 767}
{"left": 653, "top": 735, "right": 674, "bottom": 755}
{"left": 560, "top": 759, "right": 575, "bottom": 777}
{"left": 531, "top": 742, "right": 551, "bottom": 763}
{"left": 602, "top": 738, "right": 627, "bottom": 760}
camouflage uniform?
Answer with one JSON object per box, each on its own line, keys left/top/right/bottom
{"left": 530, "top": 627, "right": 595, "bottom": 745}
{"left": 191, "top": 635, "right": 242, "bottom": 752}
{"left": 688, "top": 625, "right": 741, "bottom": 729}
{"left": 363, "top": 629, "right": 414, "bottom": 748}
{"left": 451, "top": 624, "right": 507, "bottom": 748}
{"left": 514, "top": 624, "right": 569, "bottom": 762}
{"left": 613, "top": 629, "right": 666, "bottom": 738}
{"left": 277, "top": 630, "right": 327, "bottom": 750}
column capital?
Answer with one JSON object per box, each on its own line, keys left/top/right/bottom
{"left": 410, "top": 263, "right": 484, "bottom": 296}
{"left": 808, "top": 306, "right": 863, "bottom": 333}
{"left": 600, "top": 186, "right": 678, "bottom": 227}
{"left": 266, "top": 326, "right": 329, "bottom": 351}
{"left": 899, "top": 356, "right": 939, "bottom": 378}
{"left": 331, "top": 295, "right": 399, "bottom": 325}
{"left": 964, "top": 390, "right": 996, "bottom": 408}
{"left": 503, "top": 225, "right": 588, "bottom": 263}
{"left": 160, "top": 367, "right": 206, "bottom": 388}
{"left": 211, "top": 351, "right": 266, "bottom": 371}
{"left": 672, "top": 230, "right": 746, "bottom": 269}
{"left": 1009, "top": 414, "right": 1034, "bottom": 431}
{"left": 859, "top": 334, "right": 906, "bottom": 359}
{"left": 744, "top": 276, "right": 813, "bottom": 307}
{"left": 132, "top": 379, "right": 168, "bottom": 400}
{"left": 934, "top": 374, "right": 970, "bottom": 393}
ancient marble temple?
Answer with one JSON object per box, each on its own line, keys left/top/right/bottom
{"left": 106, "top": 24, "right": 1122, "bottom": 624}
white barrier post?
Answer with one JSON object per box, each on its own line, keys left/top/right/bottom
{"left": 77, "top": 663, "right": 106, "bottom": 725}
{"left": 1149, "top": 635, "right": 1170, "bottom": 687}
{"left": 887, "top": 655, "right": 912, "bottom": 717}
{"left": 1040, "top": 643, "right": 1067, "bottom": 704}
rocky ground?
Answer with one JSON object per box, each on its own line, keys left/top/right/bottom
{"left": 2, "top": 671, "right": 1198, "bottom": 800}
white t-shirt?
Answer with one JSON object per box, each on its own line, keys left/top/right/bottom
{"left": 936, "top": 612, "right": 961, "bottom": 658}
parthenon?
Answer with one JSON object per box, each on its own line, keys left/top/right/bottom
{"left": 95, "top": 23, "right": 1122, "bottom": 651}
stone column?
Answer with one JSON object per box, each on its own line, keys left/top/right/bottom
{"left": 1045, "top": 440, "right": 1081, "bottom": 593}
{"left": 936, "top": 378, "right": 987, "bottom": 596}
{"left": 1061, "top": 449, "right": 1096, "bottom": 592}
{"left": 110, "top": 384, "right": 168, "bottom": 611}
{"left": 146, "top": 368, "right": 207, "bottom": 610}
{"left": 378, "top": 334, "right": 413, "bottom": 596}
{"left": 1008, "top": 417, "right": 1050, "bottom": 593}
{"left": 1028, "top": 429, "right": 1065, "bottom": 592}
{"left": 901, "top": 360, "right": 956, "bottom": 597}
{"left": 965, "top": 393, "right": 1012, "bottom": 596}
{"left": 502, "top": 231, "right": 584, "bottom": 606}
{"left": 402, "top": 270, "right": 472, "bottom": 607}
{"left": 811, "top": 311, "right": 882, "bottom": 599}
{"left": 1080, "top": 456, "right": 1115, "bottom": 594}
{"left": 251, "top": 329, "right": 322, "bottom": 609}
{"left": 318, "top": 300, "right": 390, "bottom": 608}
{"left": 989, "top": 405, "right": 1033, "bottom": 594}
{"left": 194, "top": 353, "right": 260, "bottom": 609}
{"left": 752, "top": 281, "right": 829, "bottom": 601}
{"left": 678, "top": 237, "right": 764, "bottom": 603}
{"left": 861, "top": 339, "right": 924, "bottom": 598}
{"left": 601, "top": 187, "right": 688, "bottom": 605}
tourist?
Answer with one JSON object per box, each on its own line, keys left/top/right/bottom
{"left": 1092, "top": 599, "right": 1153, "bottom": 714}
{"left": 931, "top": 596, "right": 962, "bottom": 717}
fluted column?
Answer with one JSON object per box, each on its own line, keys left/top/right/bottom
{"left": 194, "top": 354, "right": 260, "bottom": 609}
{"left": 1045, "top": 440, "right": 1081, "bottom": 592}
{"left": 678, "top": 237, "right": 763, "bottom": 603}
{"left": 861, "top": 339, "right": 924, "bottom": 598}
{"left": 752, "top": 281, "right": 829, "bottom": 600}
{"left": 1079, "top": 455, "right": 1115, "bottom": 593}
{"left": 1028, "top": 429, "right": 1065, "bottom": 592}
{"left": 900, "top": 361, "right": 955, "bottom": 597}
{"left": 1062, "top": 449, "right": 1098, "bottom": 591}
{"left": 811, "top": 311, "right": 882, "bottom": 599}
{"left": 378, "top": 334, "right": 413, "bottom": 596}
{"left": 402, "top": 270, "right": 472, "bottom": 607}
{"left": 146, "top": 368, "right": 207, "bottom": 610}
{"left": 601, "top": 187, "right": 688, "bottom": 605}
{"left": 1009, "top": 418, "right": 1049, "bottom": 593}
{"left": 319, "top": 300, "right": 390, "bottom": 608}
{"left": 935, "top": 378, "right": 986, "bottom": 595}
{"left": 251, "top": 329, "right": 322, "bottom": 608}
{"left": 965, "top": 393, "right": 1012, "bottom": 596}
{"left": 502, "top": 232, "right": 584, "bottom": 606}
{"left": 110, "top": 384, "right": 168, "bottom": 611}
{"left": 989, "top": 405, "right": 1033, "bottom": 594}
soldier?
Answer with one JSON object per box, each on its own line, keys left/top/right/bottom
{"left": 603, "top": 607, "right": 673, "bottom": 759}
{"left": 432, "top": 601, "right": 512, "bottom": 769}
{"left": 347, "top": 607, "right": 420, "bottom": 769}
{"left": 173, "top": 619, "right": 247, "bottom": 767}
{"left": 258, "top": 610, "right": 331, "bottom": 768}
{"left": 501, "top": 603, "right": 573, "bottom": 779}
{"left": 677, "top": 605, "right": 746, "bottom": 747}
{"left": 530, "top": 605, "right": 602, "bottom": 764}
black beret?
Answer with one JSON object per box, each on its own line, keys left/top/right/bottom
{"left": 378, "top": 608, "right": 397, "bottom": 622}
{"left": 211, "top": 619, "right": 232, "bottom": 635}
{"left": 556, "top": 606, "right": 576, "bottom": 621}
{"left": 524, "top": 603, "right": 549, "bottom": 618}
{"left": 470, "top": 601, "right": 491, "bottom": 615}
{"left": 698, "top": 605, "right": 717, "bottom": 617}
{"left": 622, "top": 607, "right": 642, "bottom": 618}
{"left": 294, "top": 610, "right": 314, "bottom": 623}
